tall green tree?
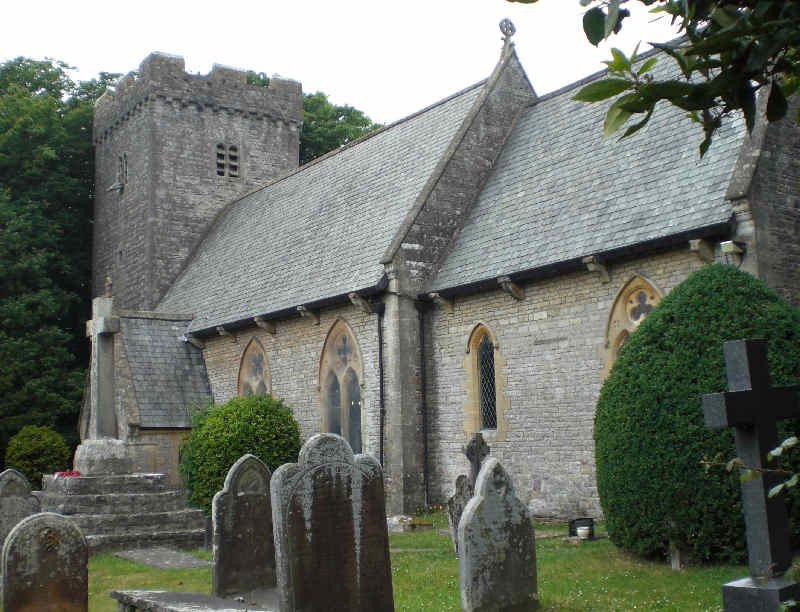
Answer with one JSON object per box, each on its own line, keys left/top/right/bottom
{"left": 511, "top": 0, "right": 800, "bottom": 154}
{"left": 0, "top": 58, "right": 114, "bottom": 460}
{"left": 246, "top": 71, "right": 380, "bottom": 164}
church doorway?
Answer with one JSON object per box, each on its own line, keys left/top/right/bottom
{"left": 319, "top": 320, "right": 364, "bottom": 453}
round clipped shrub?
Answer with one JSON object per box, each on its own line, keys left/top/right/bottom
{"left": 180, "top": 395, "right": 301, "bottom": 512}
{"left": 5, "top": 425, "right": 70, "bottom": 487}
{"left": 595, "top": 264, "right": 800, "bottom": 564}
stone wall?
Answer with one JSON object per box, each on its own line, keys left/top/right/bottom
{"left": 425, "top": 248, "right": 706, "bottom": 519}
{"left": 93, "top": 53, "right": 303, "bottom": 309}
{"left": 202, "top": 303, "right": 382, "bottom": 460}
{"left": 749, "top": 102, "right": 800, "bottom": 308}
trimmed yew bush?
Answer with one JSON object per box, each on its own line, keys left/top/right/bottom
{"left": 595, "top": 264, "right": 800, "bottom": 564}
{"left": 180, "top": 395, "right": 301, "bottom": 512}
{"left": 5, "top": 425, "right": 70, "bottom": 487}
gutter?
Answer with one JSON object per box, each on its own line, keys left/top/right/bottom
{"left": 426, "top": 221, "right": 733, "bottom": 300}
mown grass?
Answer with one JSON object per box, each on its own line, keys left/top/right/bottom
{"left": 89, "top": 512, "right": 744, "bottom": 611}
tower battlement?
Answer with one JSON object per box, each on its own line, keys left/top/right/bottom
{"left": 94, "top": 52, "right": 302, "bottom": 144}
{"left": 92, "top": 52, "right": 302, "bottom": 310}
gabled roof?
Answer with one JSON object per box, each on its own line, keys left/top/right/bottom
{"left": 158, "top": 83, "right": 483, "bottom": 333}
{"left": 120, "top": 314, "right": 211, "bottom": 428}
{"left": 429, "top": 56, "right": 746, "bottom": 293}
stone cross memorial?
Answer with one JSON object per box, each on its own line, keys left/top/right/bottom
{"left": 703, "top": 339, "right": 800, "bottom": 611}
{"left": 458, "top": 458, "right": 538, "bottom": 611}
{"left": 0, "top": 468, "right": 40, "bottom": 547}
{"left": 271, "top": 433, "right": 394, "bottom": 612}
{"left": 464, "top": 432, "right": 490, "bottom": 490}
{"left": 212, "top": 453, "right": 275, "bottom": 597}
{"left": 2, "top": 512, "right": 88, "bottom": 612}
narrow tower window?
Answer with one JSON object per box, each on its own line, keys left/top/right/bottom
{"left": 228, "top": 145, "right": 239, "bottom": 177}
{"left": 215, "top": 143, "right": 241, "bottom": 178}
{"left": 216, "top": 144, "right": 226, "bottom": 177}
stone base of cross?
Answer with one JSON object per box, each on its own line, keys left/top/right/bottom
{"left": 702, "top": 339, "right": 800, "bottom": 611}
{"left": 721, "top": 576, "right": 800, "bottom": 612}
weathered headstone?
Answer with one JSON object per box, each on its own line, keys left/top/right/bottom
{"left": 446, "top": 474, "right": 473, "bottom": 554}
{"left": 271, "top": 433, "right": 393, "bottom": 612}
{"left": 2, "top": 512, "right": 88, "bottom": 612}
{"left": 703, "top": 339, "right": 800, "bottom": 611}
{"left": 464, "top": 432, "right": 490, "bottom": 490}
{"left": 212, "top": 453, "right": 275, "bottom": 597}
{"left": 459, "top": 458, "right": 538, "bottom": 612}
{"left": 0, "top": 468, "right": 40, "bottom": 547}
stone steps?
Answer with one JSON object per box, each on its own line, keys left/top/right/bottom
{"left": 42, "top": 473, "right": 169, "bottom": 495}
{"left": 37, "top": 490, "right": 188, "bottom": 515}
{"left": 87, "top": 528, "right": 206, "bottom": 554}
{"left": 37, "top": 473, "right": 208, "bottom": 554}
{"left": 72, "top": 508, "right": 205, "bottom": 535}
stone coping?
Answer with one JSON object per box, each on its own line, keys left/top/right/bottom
{"left": 111, "top": 589, "right": 278, "bottom": 611}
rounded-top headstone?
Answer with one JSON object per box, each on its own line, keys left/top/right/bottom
{"left": 0, "top": 468, "right": 40, "bottom": 547}
{"left": 2, "top": 512, "right": 88, "bottom": 612}
{"left": 212, "top": 453, "right": 275, "bottom": 597}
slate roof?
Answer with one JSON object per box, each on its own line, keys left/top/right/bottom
{"left": 430, "top": 57, "right": 746, "bottom": 292}
{"left": 159, "top": 84, "right": 484, "bottom": 333}
{"left": 120, "top": 315, "right": 211, "bottom": 428}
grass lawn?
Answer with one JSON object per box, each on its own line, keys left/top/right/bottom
{"left": 88, "top": 513, "right": 744, "bottom": 611}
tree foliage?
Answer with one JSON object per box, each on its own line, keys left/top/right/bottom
{"left": 5, "top": 425, "right": 70, "bottom": 487}
{"left": 511, "top": 0, "right": 800, "bottom": 155}
{"left": 0, "top": 58, "right": 115, "bottom": 460}
{"left": 180, "top": 395, "right": 301, "bottom": 513}
{"left": 594, "top": 264, "right": 800, "bottom": 564}
{"left": 246, "top": 70, "right": 380, "bottom": 165}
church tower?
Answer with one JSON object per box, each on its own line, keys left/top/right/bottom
{"left": 92, "top": 53, "right": 303, "bottom": 309}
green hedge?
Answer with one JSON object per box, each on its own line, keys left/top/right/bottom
{"left": 180, "top": 395, "right": 301, "bottom": 512}
{"left": 595, "top": 264, "right": 800, "bottom": 564}
{"left": 5, "top": 425, "right": 70, "bottom": 487}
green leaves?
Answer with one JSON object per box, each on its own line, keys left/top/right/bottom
{"left": 573, "top": 78, "right": 632, "bottom": 102}
{"left": 583, "top": 7, "right": 607, "bottom": 46}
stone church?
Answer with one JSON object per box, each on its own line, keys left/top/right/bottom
{"left": 80, "top": 26, "right": 800, "bottom": 518}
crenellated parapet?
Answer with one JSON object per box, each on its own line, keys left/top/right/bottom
{"left": 93, "top": 52, "right": 303, "bottom": 144}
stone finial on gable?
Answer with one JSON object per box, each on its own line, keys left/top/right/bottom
{"left": 500, "top": 18, "right": 516, "bottom": 47}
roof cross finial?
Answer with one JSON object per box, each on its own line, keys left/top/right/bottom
{"left": 499, "top": 18, "right": 516, "bottom": 46}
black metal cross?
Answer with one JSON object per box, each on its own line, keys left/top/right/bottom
{"left": 464, "top": 433, "right": 490, "bottom": 490}
{"left": 703, "top": 339, "right": 800, "bottom": 578}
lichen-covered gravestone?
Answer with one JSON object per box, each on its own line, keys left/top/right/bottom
{"left": 212, "top": 453, "right": 275, "bottom": 597}
{"left": 2, "top": 512, "right": 88, "bottom": 611}
{"left": 0, "top": 468, "right": 40, "bottom": 547}
{"left": 459, "top": 458, "right": 538, "bottom": 611}
{"left": 271, "top": 433, "right": 394, "bottom": 612}
{"left": 446, "top": 474, "right": 473, "bottom": 554}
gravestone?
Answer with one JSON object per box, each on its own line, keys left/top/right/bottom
{"left": 459, "top": 458, "right": 538, "bottom": 611}
{"left": 0, "top": 468, "right": 40, "bottom": 547}
{"left": 446, "top": 474, "right": 473, "bottom": 554}
{"left": 703, "top": 339, "right": 800, "bottom": 611}
{"left": 271, "top": 433, "right": 394, "bottom": 612}
{"left": 212, "top": 453, "right": 275, "bottom": 597}
{"left": 2, "top": 512, "right": 88, "bottom": 612}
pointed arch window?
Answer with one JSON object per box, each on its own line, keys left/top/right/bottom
{"left": 237, "top": 338, "right": 271, "bottom": 397}
{"left": 464, "top": 324, "right": 508, "bottom": 440}
{"left": 319, "top": 320, "right": 364, "bottom": 453}
{"left": 603, "top": 276, "right": 662, "bottom": 376}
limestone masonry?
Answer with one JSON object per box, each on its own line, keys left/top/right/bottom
{"left": 82, "top": 28, "right": 800, "bottom": 519}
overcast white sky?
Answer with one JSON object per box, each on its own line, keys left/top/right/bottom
{"left": 2, "top": 0, "right": 679, "bottom": 124}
